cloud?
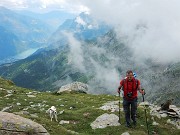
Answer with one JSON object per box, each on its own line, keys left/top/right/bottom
{"left": 63, "top": 31, "right": 120, "bottom": 94}
{"left": 80, "top": 0, "right": 180, "bottom": 64}
{"left": 63, "top": 32, "right": 86, "bottom": 72}
{"left": 0, "top": 0, "right": 89, "bottom": 13}
{"left": 88, "top": 57, "right": 119, "bottom": 94}
{"left": 0, "top": 0, "right": 28, "bottom": 9}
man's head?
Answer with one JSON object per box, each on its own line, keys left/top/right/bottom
{"left": 126, "top": 70, "right": 134, "bottom": 81}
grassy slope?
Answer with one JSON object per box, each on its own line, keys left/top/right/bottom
{"left": 0, "top": 77, "right": 179, "bottom": 135}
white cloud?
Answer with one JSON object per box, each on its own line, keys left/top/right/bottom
{"left": 0, "top": 0, "right": 28, "bottom": 9}
{"left": 79, "top": 0, "right": 180, "bottom": 64}
{"left": 63, "top": 32, "right": 86, "bottom": 72}
{"left": 0, "top": 0, "right": 89, "bottom": 13}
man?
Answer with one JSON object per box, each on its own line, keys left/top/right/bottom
{"left": 117, "top": 70, "right": 144, "bottom": 127}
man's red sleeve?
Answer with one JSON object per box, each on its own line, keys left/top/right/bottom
{"left": 138, "top": 80, "right": 141, "bottom": 86}
{"left": 120, "top": 80, "right": 124, "bottom": 86}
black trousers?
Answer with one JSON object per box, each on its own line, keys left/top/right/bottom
{"left": 123, "top": 97, "right": 137, "bottom": 125}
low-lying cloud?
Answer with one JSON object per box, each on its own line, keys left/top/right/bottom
{"left": 64, "top": 32, "right": 120, "bottom": 94}
{"left": 63, "top": 32, "right": 86, "bottom": 72}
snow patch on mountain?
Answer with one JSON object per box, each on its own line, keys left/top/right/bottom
{"left": 75, "top": 16, "right": 86, "bottom": 26}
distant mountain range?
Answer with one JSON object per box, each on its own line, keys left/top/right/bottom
{"left": 0, "top": 11, "right": 112, "bottom": 91}
{"left": 0, "top": 6, "right": 53, "bottom": 62}
{"left": 15, "top": 10, "right": 76, "bottom": 30}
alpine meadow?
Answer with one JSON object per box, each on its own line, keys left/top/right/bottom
{"left": 0, "top": 0, "right": 180, "bottom": 135}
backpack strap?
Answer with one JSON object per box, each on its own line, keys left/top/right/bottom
{"left": 135, "top": 79, "right": 139, "bottom": 90}
{"left": 121, "top": 79, "right": 126, "bottom": 91}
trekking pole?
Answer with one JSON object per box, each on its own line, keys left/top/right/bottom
{"left": 118, "top": 91, "right": 121, "bottom": 124}
{"left": 142, "top": 89, "right": 150, "bottom": 135}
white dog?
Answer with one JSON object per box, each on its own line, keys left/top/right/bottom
{"left": 46, "top": 106, "right": 58, "bottom": 122}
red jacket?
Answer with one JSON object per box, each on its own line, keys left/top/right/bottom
{"left": 120, "top": 78, "right": 140, "bottom": 100}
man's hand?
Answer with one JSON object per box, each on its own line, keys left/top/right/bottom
{"left": 139, "top": 89, "right": 145, "bottom": 95}
{"left": 117, "top": 88, "right": 120, "bottom": 94}
{"left": 117, "top": 86, "right": 121, "bottom": 94}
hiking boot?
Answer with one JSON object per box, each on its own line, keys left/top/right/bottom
{"left": 125, "top": 123, "right": 132, "bottom": 128}
{"left": 132, "top": 121, "right": 137, "bottom": 128}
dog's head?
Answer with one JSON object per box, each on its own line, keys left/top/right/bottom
{"left": 50, "top": 106, "right": 57, "bottom": 111}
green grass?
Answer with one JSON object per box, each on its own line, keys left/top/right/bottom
{"left": 0, "top": 77, "right": 180, "bottom": 135}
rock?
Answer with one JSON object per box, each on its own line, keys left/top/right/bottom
{"left": 1, "top": 106, "right": 13, "bottom": 112}
{"left": 159, "top": 110, "right": 168, "bottom": 114}
{"left": 167, "top": 119, "right": 180, "bottom": 129}
{"left": 57, "top": 82, "right": 88, "bottom": 93}
{"left": 160, "top": 113, "right": 167, "bottom": 118}
{"left": 27, "top": 95, "right": 36, "bottom": 98}
{"left": 67, "top": 130, "right": 79, "bottom": 135}
{"left": 83, "top": 112, "right": 90, "bottom": 118}
{"left": 23, "top": 108, "right": 29, "bottom": 111}
{"left": 99, "top": 101, "right": 123, "bottom": 112}
{"left": 4, "top": 94, "right": 13, "bottom": 97}
{"left": 168, "top": 108, "right": 179, "bottom": 112}
{"left": 0, "top": 112, "right": 49, "bottom": 135}
{"left": 14, "top": 111, "right": 30, "bottom": 115}
{"left": 100, "top": 105, "right": 120, "bottom": 112}
{"left": 150, "top": 110, "right": 161, "bottom": 119}
{"left": 167, "top": 111, "right": 177, "bottom": 115}
{"left": 6, "top": 90, "right": 12, "bottom": 94}
{"left": 59, "top": 110, "right": 64, "bottom": 115}
{"left": 30, "top": 114, "right": 39, "bottom": 118}
{"left": 152, "top": 121, "right": 159, "bottom": 126}
{"left": 169, "top": 105, "right": 177, "bottom": 108}
{"left": 121, "top": 132, "right": 130, "bottom": 135}
{"left": 90, "top": 113, "right": 120, "bottom": 129}
{"left": 17, "top": 103, "right": 21, "bottom": 106}
{"left": 139, "top": 101, "right": 150, "bottom": 106}
{"left": 59, "top": 120, "right": 70, "bottom": 125}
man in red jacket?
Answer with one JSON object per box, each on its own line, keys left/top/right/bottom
{"left": 117, "top": 70, "right": 144, "bottom": 127}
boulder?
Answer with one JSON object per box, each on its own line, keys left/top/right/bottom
{"left": 121, "top": 132, "right": 130, "bottom": 135}
{"left": 90, "top": 113, "right": 120, "bottom": 129}
{"left": 0, "top": 112, "right": 49, "bottom": 135}
{"left": 57, "top": 82, "right": 88, "bottom": 93}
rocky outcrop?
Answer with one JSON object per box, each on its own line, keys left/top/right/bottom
{"left": 90, "top": 113, "right": 120, "bottom": 129}
{"left": 57, "top": 82, "right": 88, "bottom": 93}
{"left": 0, "top": 112, "right": 49, "bottom": 135}
{"left": 167, "top": 119, "right": 180, "bottom": 129}
{"left": 139, "top": 101, "right": 180, "bottom": 129}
